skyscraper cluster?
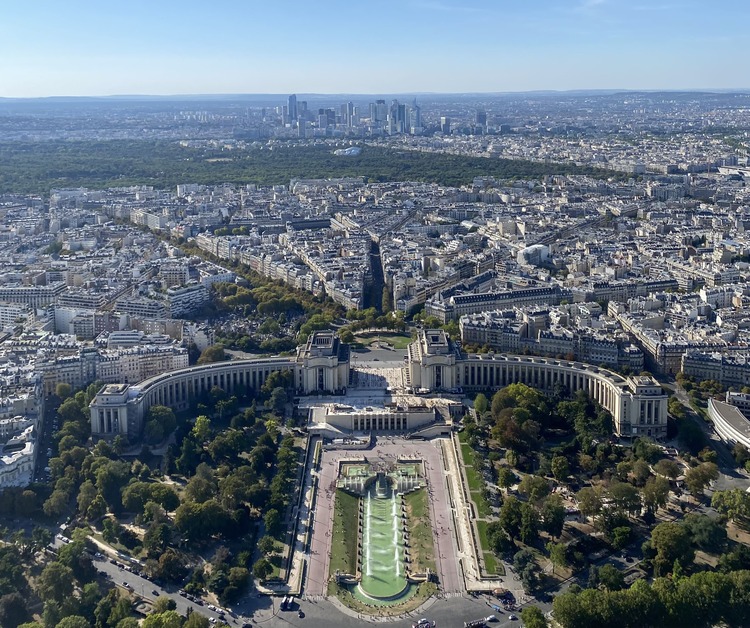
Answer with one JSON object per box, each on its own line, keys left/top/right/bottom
{"left": 280, "top": 94, "right": 424, "bottom": 136}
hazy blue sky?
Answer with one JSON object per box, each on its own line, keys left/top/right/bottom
{"left": 1, "top": 0, "right": 746, "bottom": 97}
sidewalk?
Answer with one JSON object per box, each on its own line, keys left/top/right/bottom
{"left": 443, "top": 434, "right": 523, "bottom": 596}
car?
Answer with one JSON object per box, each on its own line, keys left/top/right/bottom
{"left": 208, "top": 604, "right": 217, "bottom": 611}
{"left": 509, "top": 615, "right": 518, "bottom": 621}
{"left": 152, "top": 590, "right": 160, "bottom": 596}
{"left": 485, "top": 615, "right": 497, "bottom": 622}
{"left": 94, "top": 552, "right": 104, "bottom": 559}
{"left": 195, "top": 599, "right": 204, "bottom": 606}
{"left": 209, "top": 619, "right": 217, "bottom": 625}
{"left": 242, "top": 623, "right": 252, "bottom": 628}
{"left": 110, "top": 559, "right": 117, "bottom": 565}
{"left": 123, "top": 583, "right": 133, "bottom": 590}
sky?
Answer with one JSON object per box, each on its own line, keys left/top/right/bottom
{"left": 0, "top": 0, "right": 747, "bottom": 98}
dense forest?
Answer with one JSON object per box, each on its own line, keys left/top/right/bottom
{"left": 0, "top": 141, "right": 620, "bottom": 194}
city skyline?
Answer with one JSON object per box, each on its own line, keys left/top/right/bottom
{"left": 1, "top": 0, "right": 747, "bottom": 98}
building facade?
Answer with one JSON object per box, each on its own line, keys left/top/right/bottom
{"left": 89, "top": 331, "right": 351, "bottom": 439}
{"left": 406, "top": 329, "right": 668, "bottom": 439}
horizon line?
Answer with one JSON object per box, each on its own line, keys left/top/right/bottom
{"left": 2, "top": 87, "right": 750, "bottom": 101}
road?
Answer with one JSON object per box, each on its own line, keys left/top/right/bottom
{"left": 51, "top": 537, "right": 247, "bottom": 626}
{"left": 666, "top": 381, "right": 738, "bottom": 471}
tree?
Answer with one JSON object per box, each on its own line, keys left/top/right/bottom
{"left": 520, "top": 502, "right": 539, "bottom": 545}
{"left": 94, "top": 588, "right": 120, "bottom": 628}
{"left": 518, "top": 475, "right": 550, "bottom": 502}
{"left": 43, "top": 489, "right": 69, "bottom": 518}
{"left": 499, "top": 495, "right": 523, "bottom": 538}
{"left": 547, "top": 542, "right": 567, "bottom": 575}
{"left": 608, "top": 482, "right": 641, "bottom": 517}
{"left": 732, "top": 443, "right": 750, "bottom": 467}
{"left": 712, "top": 489, "right": 750, "bottom": 525}
{"left": 718, "top": 544, "right": 750, "bottom": 573}
{"left": 252, "top": 558, "right": 272, "bottom": 581}
{"left": 597, "top": 564, "right": 625, "bottom": 591}
{"left": 485, "top": 521, "right": 512, "bottom": 555}
{"left": 474, "top": 393, "right": 489, "bottom": 417}
{"left": 152, "top": 597, "right": 177, "bottom": 614}
{"left": 185, "top": 474, "right": 217, "bottom": 504}
{"left": 76, "top": 480, "right": 98, "bottom": 519}
{"left": 587, "top": 565, "right": 600, "bottom": 589}
{"left": 156, "top": 550, "right": 187, "bottom": 582}
{"left": 142, "top": 610, "right": 183, "bottom": 628}
{"left": 642, "top": 476, "right": 670, "bottom": 513}
{"left": 683, "top": 513, "right": 727, "bottom": 553}
{"left": 257, "top": 535, "right": 276, "bottom": 556}
{"left": 631, "top": 459, "right": 652, "bottom": 486}
{"left": 520, "top": 606, "right": 547, "bottom": 628}
{"left": 541, "top": 494, "right": 566, "bottom": 538}
{"left": 55, "top": 618, "right": 90, "bottom": 628}
{"left": 0, "top": 592, "right": 28, "bottom": 628}
{"left": 654, "top": 458, "right": 681, "bottom": 479}
{"left": 339, "top": 329, "right": 355, "bottom": 344}
{"left": 192, "top": 415, "right": 212, "bottom": 443}
{"left": 497, "top": 466, "right": 516, "bottom": 489}
{"left": 684, "top": 462, "right": 719, "bottom": 497}
{"left": 514, "top": 550, "right": 542, "bottom": 593}
{"left": 197, "top": 344, "right": 227, "bottom": 364}
{"left": 611, "top": 526, "right": 631, "bottom": 551}
{"left": 144, "top": 523, "right": 172, "bottom": 557}
{"left": 184, "top": 614, "right": 210, "bottom": 628}
{"left": 264, "top": 508, "right": 282, "bottom": 538}
{"left": 37, "top": 562, "right": 74, "bottom": 603}
{"left": 176, "top": 436, "right": 202, "bottom": 476}
{"left": 551, "top": 456, "right": 570, "bottom": 482}
{"left": 650, "top": 522, "right": 694, "bottom": 576}
{"left": 633, "top": 437, "right": 662, "bottom": 464}
{"left": 55, "top": 383, "right": 72, "bottom": 401}
{"left": 266, "top": 387, "right": 287, "bottom": 415}
{"left": 576, "top": 486, "right": 603, "bottom": 520}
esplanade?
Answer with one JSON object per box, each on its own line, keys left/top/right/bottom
{"left": 90, "top": 328, "right": 668, "bottom": 442}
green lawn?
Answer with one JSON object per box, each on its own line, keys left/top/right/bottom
{"left": 458, "top": 432, "right": 493, "bottom": 516}
{"left": 461, "top": 442, "right": 476, "bottom": 465}
{"left": 404, "top": 488, "right": 436, "bottom": 573}
{"left": 475, "top": 520, "right": 505, "bottom": 576}
{"left": 472, "top": 492, "right": 492, "bottom": 518}
{"left": 355, "top": 332, "right": 413, "bottom": 350}
{"left": 465, "top": 465, "right": 484, "bottom": 493}
{"left": 483, "top": 552, "right": 499, "bottom": 576}
{"left": 329, "top": 490, "right": 360, "bottom": 576}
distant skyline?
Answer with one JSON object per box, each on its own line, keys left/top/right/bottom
{"left": 2, "top": 0, "right": 747, "bottom": 98}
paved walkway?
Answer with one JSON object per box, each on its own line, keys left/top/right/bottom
{"left": 295, "top": 432, "right": 525, "bottom": 606}
{"left": 443, "top": 433, "right": 523, "bottom": 596}
{"left": 304, "top": 437, "right": 464, "bottom": 595}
